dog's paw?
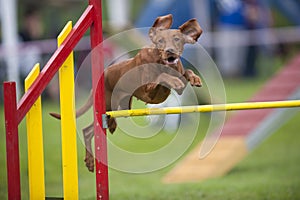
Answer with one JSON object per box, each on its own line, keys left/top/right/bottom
{"left": 108, "top": 118, "right": 117, "bottom": 134}
{"left": 85, "top": 151, "right": 95, "bottom": 172}
{"left": 175, "top": 87, "right": 184, "bottom": 95}
{"left": 190, "top": 75, "right": 202, "bottom": 87}
{"left": 169, "top": 76, "right": 185, "bottom": 90}
{"left": 185, "top": 70, "right": 202, "bottom": 87}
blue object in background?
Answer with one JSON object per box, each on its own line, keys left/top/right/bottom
{"left": 135, "top": 0, "right": 193, "bottom": 28}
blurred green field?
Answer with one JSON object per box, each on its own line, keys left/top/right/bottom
{"left": 1, "top": 73, "right": 300, "bottom": 200}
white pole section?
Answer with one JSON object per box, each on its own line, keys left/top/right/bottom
{"left": 0, "top": 0, "right": 20, "bottom": 98}
{"left": 107, "top": 0, "right": 130, "bottom": 30}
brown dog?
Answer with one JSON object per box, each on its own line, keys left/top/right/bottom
{"left": 51, "top": 14, "right": 203, "bottom": 172}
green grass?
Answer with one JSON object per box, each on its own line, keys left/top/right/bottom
{"left": 1, "top": 75, "right": 300, "bottom": 199}
{"left": 109, "top": 108, "right": 300, "bottom": 200}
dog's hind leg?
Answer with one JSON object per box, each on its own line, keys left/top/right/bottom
{"left": 82, "top": 122, "right": 95, "bottom": 172}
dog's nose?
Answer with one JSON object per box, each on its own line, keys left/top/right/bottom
{"left": 166, "top": 48, "right": 176, "bottom": 54}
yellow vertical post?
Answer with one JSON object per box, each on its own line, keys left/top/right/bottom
{"left": 25, "top": 63, "right": 45, "bottom": 199}
{"left": 57, "top": 21, "right": 79, "bottom": 199}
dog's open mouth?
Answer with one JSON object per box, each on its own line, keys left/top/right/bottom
{"left": 164, "top": 56, "right": 179, "bottom": 65}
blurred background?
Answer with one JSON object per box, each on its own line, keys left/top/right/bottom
{"left": 0, "top": 0, "right": 300, "bottom": 199}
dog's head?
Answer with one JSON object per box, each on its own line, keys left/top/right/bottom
{"left": 149, "top": 14, "right": 202, "bottom": 66}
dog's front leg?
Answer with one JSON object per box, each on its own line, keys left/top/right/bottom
{"left": 184, "top": 69, "right": 202, "bottom": 87}
{"left": 146, "top": 72, "right": 186, "bottom": 93}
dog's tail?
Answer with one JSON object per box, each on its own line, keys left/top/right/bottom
{"left": 49, "top": 90, "right": 93, "bottom": 120}
{"left": 49, "top": 112, "right": 61, "bottom": 119}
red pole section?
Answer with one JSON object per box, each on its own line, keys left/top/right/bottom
{"left": 3, "top": 82, "right": 21, "bottom": 200}
{"left": 16, "top": 5, "right": 94, "bottom": 124}
{"left": 89, "top": 0, "right": 109, "bottom": 199}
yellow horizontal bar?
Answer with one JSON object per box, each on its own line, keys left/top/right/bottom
{"left": 106, "top": 100, "right": 300, "bottom": 118}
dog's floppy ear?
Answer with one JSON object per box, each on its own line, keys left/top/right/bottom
{"left": 179, "top": 19, "right": 202, "bottom": 44}
{"left": 151, "top": 14, "right": 173, "bottom": 29}
{"left": 149, "top": 14, "right": 173, "bottom": 41}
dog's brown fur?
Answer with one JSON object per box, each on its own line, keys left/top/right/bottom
{"left": 51, "top": 14, "right": 203, "bottom": 172}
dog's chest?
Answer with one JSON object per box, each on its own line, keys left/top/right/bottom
{"left": 134, "top": 84, "right": 170, "bottom": 104}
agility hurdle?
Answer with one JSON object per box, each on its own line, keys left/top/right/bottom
{"left": 24, "top": 22, "right": 78, "bottom": 199}
{"left": 105, "top": 100, "right": 300, "bottom": 118}
{"left": 3, "top": 0, "right": 108, "bottom": 199}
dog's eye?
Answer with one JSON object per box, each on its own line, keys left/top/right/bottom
{"left": 158, "top": 38, "right": 164, "bottom": 44}
{"left": 174, "top": 37, "right": 181, "bottom": 42}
